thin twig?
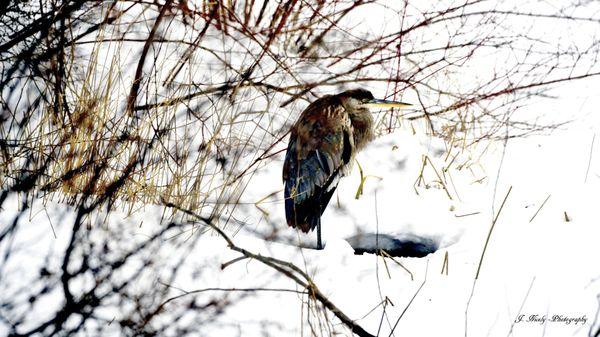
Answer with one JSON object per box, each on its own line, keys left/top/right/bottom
{"left": 585, "top": 133, "right": 595, "bottom": 183}
{"left": 388, "top": 260, "right": 428, "bottom": 337}
{"left": 454, "top": 212, "right": 480, "bottom": 218}
{"left": 475, "top": 185, "right": 512, "bottom": 279}
{"left": 380, "top": 250, "right": 414, "bottom": 281}
{"left": 507, "top": 277, "right": 536, "bottom": 336}
{"left": 529, "top": 194, "right": 551, "bottom": 223}
{"left": 221, "top": 256, "right": 249, "bottom": 270}
{"left": 441, "top": 251, "right": 449, "bottom": 275}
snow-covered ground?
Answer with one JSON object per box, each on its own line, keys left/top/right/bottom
{"left": 2, "top": 76, "right": 598, "bottom": 337}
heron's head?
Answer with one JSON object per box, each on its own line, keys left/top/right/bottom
{"left": 338, "top": 88, "right": 412, "bottom": 113}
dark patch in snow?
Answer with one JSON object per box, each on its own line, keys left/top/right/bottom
{"left": 345, "top": 233, "right": 439, "bottom": 258}
{"left": 395, "top": 158, "right": 407, "bottom": 170}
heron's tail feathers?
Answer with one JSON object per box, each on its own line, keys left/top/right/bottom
{"left": 285, "top": 198, "right": 318, "bottom": 233}
{"left": 285, "top": 185, "right": 335, "bottom": 233}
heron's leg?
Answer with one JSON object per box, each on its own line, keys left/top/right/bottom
{"left": 316, "top": 218, "right": 322, "bottom": 250}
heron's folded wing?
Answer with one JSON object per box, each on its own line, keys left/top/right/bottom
{"left": 282, "top": 98, "right": 353, "bottom": 230}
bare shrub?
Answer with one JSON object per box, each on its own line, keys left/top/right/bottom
{"left": 1, "top": 1, "right": 599, "bottom": 336}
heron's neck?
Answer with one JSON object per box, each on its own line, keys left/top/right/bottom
{"left": 348, "top": 110, "right": 374, "bottom": 151}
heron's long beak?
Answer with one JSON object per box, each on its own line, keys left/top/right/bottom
{"left": 364, "top": 98, "right": 412, "bottom": 109}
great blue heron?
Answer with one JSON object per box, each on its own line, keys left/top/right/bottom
{"left": 282, "top": 89, "right": 411, "bottom": 249}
